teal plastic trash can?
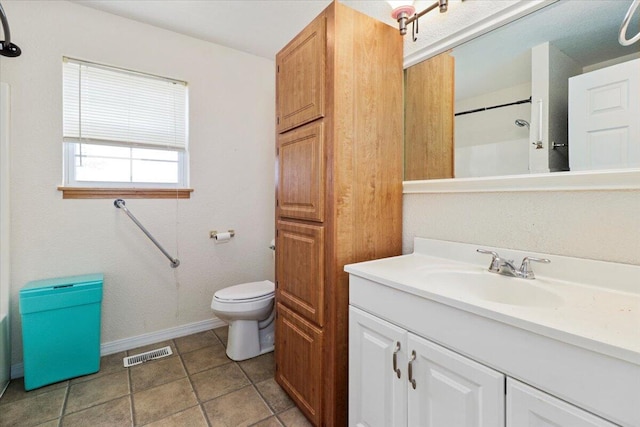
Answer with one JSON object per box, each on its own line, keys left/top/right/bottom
{"left": 19, "top": 273, "right": 103, "bottom": 390}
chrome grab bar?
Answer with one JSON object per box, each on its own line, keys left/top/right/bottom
{"left": 114, "top": 199, "right": 180, "bottom": 268}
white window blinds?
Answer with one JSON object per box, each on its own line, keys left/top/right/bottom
{"left": 63, "top": 57, "right": 187, "bottom": 151}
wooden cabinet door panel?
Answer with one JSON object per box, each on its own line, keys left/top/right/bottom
{"left": 277, "top": 121, "right": 325, "bottom": 222}
{"left": 408, "top": 333, "right": 505, "bottom": 427}
{"left": 276, "top": 303, "right": 323, "bottom": 426}
{"left": 276, "top": 220, "right": 324, "bottom": 326}
{"left": 276, "top": 15, "right": 325, "bottom": 133}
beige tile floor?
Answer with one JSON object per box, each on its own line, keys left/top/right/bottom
{"left": 0, "top": 326, "right": 313, "bottom": 427}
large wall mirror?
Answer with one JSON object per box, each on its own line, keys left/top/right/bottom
{"left": 404, "top": 0, "right": 640, "bottom": 186}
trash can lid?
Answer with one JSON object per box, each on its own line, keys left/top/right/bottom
{"left": 20, "top": 273, "right": 104, "bottom": 294}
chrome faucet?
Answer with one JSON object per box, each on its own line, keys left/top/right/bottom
{"left": 477, "top": 249, "right": 550, "bottom": 279}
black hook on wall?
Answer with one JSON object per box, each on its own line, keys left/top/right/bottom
{"left": 0, "top": 2, "right": 21, "bottom": 58}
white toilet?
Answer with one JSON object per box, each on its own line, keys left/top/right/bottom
{"left": 211, "top": 280, "right": 275, "bottom": 361}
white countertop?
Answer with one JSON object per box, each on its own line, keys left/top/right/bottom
{"left": 345, "top": 238, "right": 640, "bottom": 365}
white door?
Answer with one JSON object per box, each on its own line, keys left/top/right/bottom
{"left": 507, "top": 378, "right": 617, "bottom": 427}
{"left": 0, "top": 82, "right": 11, "bottom": 396}
{"left": 407, "top": 333, "right": 505, "bottom": 427}
{"left": 349, "top": 307, "right": 407, "bottom": 427}
{"left": 569, "top": 58, "right": 640, "bottom": 170}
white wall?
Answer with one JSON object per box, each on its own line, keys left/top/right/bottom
{"left": 404, "top": 191, "right": 640, "bottom": 265}
{"left": 0, "top": 1, "right": 275, "bottom": 366}
{"left": 0, "top": 83, "right": 11, "bottom": 391}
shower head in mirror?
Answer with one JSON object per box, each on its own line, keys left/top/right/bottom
{"left": 515, "top": 119, "right": 530, "bottom": 129}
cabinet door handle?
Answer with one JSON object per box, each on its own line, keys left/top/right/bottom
{"left": 408, "top": 350, "right": 417, "bottom": 389}
{"left": 392, "top": 342, "right": 401, "bottom": 379}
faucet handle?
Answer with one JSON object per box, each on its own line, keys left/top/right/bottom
{"left": 519, "top": 256, "right": 551, "bottom": 279}
{"left": 477, "top": 249, "right": 500, "bottom": 272}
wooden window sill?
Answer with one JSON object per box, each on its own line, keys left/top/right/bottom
{"left": 58, "top": 187, "right": 193, "bottom": 199}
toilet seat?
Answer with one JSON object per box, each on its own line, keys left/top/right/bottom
{"left": 214, "top": 280, "right": 274, "bottom": 302}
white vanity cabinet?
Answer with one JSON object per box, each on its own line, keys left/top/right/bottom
{"left": 349, "top": 306, "right": 504, "bottom": 427}
{"left": 349, "top": 305, "right": 618, "bottom": 427}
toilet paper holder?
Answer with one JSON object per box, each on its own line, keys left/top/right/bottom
{"left": 210, "top": 229, "right": 235, "bottom": 240}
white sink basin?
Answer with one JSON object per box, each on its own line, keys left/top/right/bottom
{"left": 421, "top": 269, "right": 564, "bottom": 307}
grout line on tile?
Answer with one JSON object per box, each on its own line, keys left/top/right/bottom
{"left": 210, "top": 328, "right": 223, "bottom": 346}
{"left": 185, "top": 358, "right": 248, "bottom": 406}
{"left": 212, "top": 326, "right": 228, "bottom": 349}
{"left": 177, "top": 349, "right": 200, "bottom": 402}
{"left": 59, "top": 379, "right": 71, "bottom": 420}
{"left": 128, "top": 393, "right": 135, "bottom": 427}
{"left": 248, "top": 414, "right": 279, "bottom": 427}
{"left": 64, "top": 394, "right": 133, "bottom": 419}
{"left": 127, "top": 356, "right": 137, "bottom": 427}
{"left": 254, "top": 383, "right": 276, "bottom": 418}
{"left": 165, "top": 347, "right": 213, "bottom": 426}
{"left": 253, "top": 379, "right": 282, "bottom": 415}
{"left": 236, "top": 361, "right": 253, "bottom": 384}
{"left": 195, "top": 378, "right": 254, "bottom": 407}
{"left": 200, "top": 402, "right": 213, "bottom": 427}
{"left": 201, "top": 402, "right": 214, "bottom": 427}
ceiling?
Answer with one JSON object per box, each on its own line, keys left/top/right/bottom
{"left": 70, "top": 0, "right": 639, "bottom": 91}
{"left": 70, "top": 0, "right": 397, "bottom": 60}
{"left": 69, "top": 0, "right": 521, "bottom": 61}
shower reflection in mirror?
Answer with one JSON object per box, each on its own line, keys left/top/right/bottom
{"left": 405, "top": 0, "right": 640, "bottom": 181}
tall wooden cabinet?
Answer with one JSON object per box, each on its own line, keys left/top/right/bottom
{"left": 274, "top": 2, "right": 403, "bottom": 425}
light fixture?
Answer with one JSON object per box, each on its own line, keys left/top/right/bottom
{"left": 388, "top": 0, "right": 449, "bottom": 41}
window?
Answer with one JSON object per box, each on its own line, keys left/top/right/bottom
{"left": 60, "top": 57, "right": 191, "bottom": 199}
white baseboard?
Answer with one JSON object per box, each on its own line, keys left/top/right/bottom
{"left": 99, "top": 318, "right": 227, "bottom": 356}
{"left": 11, "top": 317, "right": 227, "bottom": 379}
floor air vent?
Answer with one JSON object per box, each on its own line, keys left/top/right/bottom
{"left": 123, "top": 346, "right": 173, "bottom": 367}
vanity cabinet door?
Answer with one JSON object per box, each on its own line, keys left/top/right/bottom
{"left": 349, "top": 307, "right": 408, "bottom": 427}
{"left": 407, "top": 333, "right": 505, "bottom": 427}
{"left": 507, "top": 378, "right": 617, "bottom": 427}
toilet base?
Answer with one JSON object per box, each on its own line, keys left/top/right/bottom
{"left": 257, "top": 344, "right": 274, "bottom": 356}
{"left": 225, "top": 317, "right": 275, "bottom": 361}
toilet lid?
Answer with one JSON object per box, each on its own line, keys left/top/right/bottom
{"left": 214, "top": 280, "right": 275, "bottom": 301}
